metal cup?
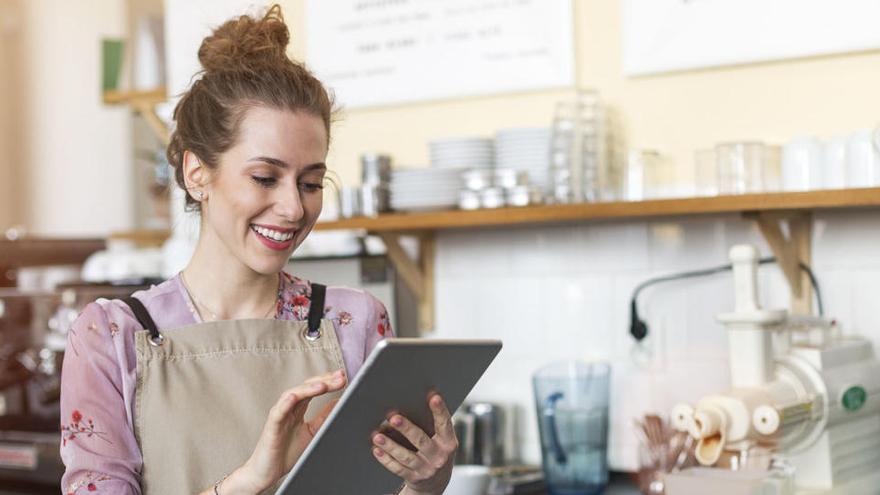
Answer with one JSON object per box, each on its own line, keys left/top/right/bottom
{"left": 361, "top": 153, "right": 392, "bottom": 186}
{"left": 338, "top": 186, "right": 361, "bottom": 218}
{"left": 453, "top": 409, "right": 476, "bottom": 465}
{"left": 468, "top": 402, "right": 506, "bottom": 467}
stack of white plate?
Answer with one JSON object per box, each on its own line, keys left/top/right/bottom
{"left": 389, "top": 167, "right": 465, "bottom": 212}
{"left": 429, "top": 137, "right": 494, "bottom": 169}
{"left": 495, "top": 127, "right": 551, "bottom": 187}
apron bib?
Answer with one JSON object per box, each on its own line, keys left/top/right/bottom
{"left": 123, "top": 283, "right": 345, "bottom": 494}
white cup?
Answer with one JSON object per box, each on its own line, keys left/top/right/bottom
{"left": 782, "top": 138, "right": 823, "bottom": 191}
{"left": 444, "top": 465, "right": 491, "bottom": 495}
{"left": 822, "top": 136, "right": 848, "bottom": 190}
{"left": 846, "top": 129, "right": 880, "bottom": 188}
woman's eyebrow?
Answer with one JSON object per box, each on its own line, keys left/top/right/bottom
{"left": 248, "top": 156, "right": 326, "bottom": 171}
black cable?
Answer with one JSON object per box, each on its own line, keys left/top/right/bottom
{"left": 798, "top": 261, "right": 824, "bottom": 317}
{"left": 629, "top": 257, "right": 824, "bottom": 342}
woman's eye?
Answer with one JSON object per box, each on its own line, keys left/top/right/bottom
{"left": 299, "top": 182, "right": 324, "bottom": 193}
{"left": 251, "top": 176, "right": 277, "bottom": 187}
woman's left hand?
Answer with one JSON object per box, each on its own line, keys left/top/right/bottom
{"left": 371, "top": 393, "right": 457, "bottom": 495}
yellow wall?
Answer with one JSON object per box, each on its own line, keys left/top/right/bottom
{"left": 282, "top": 0, "right": 880, "bottom": 188}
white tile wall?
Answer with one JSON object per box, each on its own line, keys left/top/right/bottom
{"left": 430, "top": 211, "right": 880, "bottom": 470}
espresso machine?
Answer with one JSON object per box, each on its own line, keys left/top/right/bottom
{"left": 666, "top": 245, "right": 880, "bottom": 494}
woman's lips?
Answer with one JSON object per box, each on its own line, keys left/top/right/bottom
{"left": 251, "top": 226, "right": 295, "bottom": 251}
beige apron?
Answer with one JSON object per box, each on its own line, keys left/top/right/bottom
{"left": 122, "top": 283, "right": 345, "bottom": 494}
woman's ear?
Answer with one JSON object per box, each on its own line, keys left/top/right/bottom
{"left": 183, "top": 150, "right": 209, "bottom": 200}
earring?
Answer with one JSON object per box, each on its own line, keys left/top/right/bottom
{"left": 194, "top": 190, "right": 204, "bottom": 201}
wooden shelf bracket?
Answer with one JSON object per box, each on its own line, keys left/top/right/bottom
{"left": 745, "top": 210, "right": 814, "bottom": 315}
{"left": 378, "top": 232, "right": 435, "bottom": 334}
{"left": 103, "top": 87, "right": 170, "bottom": 145}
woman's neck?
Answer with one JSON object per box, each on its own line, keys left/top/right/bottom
{"left": 182, "top": 230, "right": 280, "bottom": 321}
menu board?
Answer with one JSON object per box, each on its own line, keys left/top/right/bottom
{"left": 623, "top": 0, "right": 880, "bottom": 75}
{"left": 305, "top": 0, "right": 574, "bottom": 108}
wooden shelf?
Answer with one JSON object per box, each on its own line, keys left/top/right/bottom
{"left": 315, "top": 188, "right": 880, "bottom": 233}
{"left": 315, "top": 188, "right": 880, "bottom": 332}
{"left": 109, "top": 229, "right": 171, "bottom": 248}
{"left": 102, "top": 87, "right": 168, "bottom": 105}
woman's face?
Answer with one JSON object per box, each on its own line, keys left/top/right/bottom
{"left": 198, "top": 107, "right": 328, "bottom": 275}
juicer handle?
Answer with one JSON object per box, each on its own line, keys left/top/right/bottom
{"left": 541, "top": 392, "right": 567, "bottom": 465}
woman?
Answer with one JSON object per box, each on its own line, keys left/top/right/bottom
{"left": 59, "top": 5, "right": 456, "bottom": 494}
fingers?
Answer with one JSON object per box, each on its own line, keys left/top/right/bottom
{"left": 429, "top": 394, "right": 457, "bottom": 449}
{"left": 372, "top": 394, "right": 458, "bottom": 490}
{"left": 372, "top": 446, "right": 408, "bottom": 478}
{"left": 372, "top": 432, "right": 424, "bottom": 471}
{"left": 303, "top": 369, "right": 347, "bottom": 390}
{"left": 385, "top": 414, "right": 439, "bottom": 459}
{"left": 269, "top": 370, "right": 346, "bottom": 425}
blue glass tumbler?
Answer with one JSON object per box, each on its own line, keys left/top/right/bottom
{"left": 533, "top": 361, "right": 611, "bottom": 495}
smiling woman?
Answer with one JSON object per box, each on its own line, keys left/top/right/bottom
{"left": 59, "top": 4, "right": 457, "bottom": 495}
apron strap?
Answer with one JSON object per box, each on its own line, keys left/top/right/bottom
{"left": 122, "top": 296, "right": 164, "bottom": 345}
{"left": 307, "top": 283, "right": 326, "bottom": 337}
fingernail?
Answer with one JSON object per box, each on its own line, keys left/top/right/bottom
{"left": 391, "top": 416, "right": 403, "bottom": 427}
{"left": 374, "top": 448, "right": 384, "bottom": 457}
{"left": 374, "top": 434, "right": 386, "bottom": 445}
{"left": 333, "top": 376, "right": 344, "bottom": 384}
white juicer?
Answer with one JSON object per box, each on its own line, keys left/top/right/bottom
{"left": 666, "top": 245, "right": 880, "bottom": 495}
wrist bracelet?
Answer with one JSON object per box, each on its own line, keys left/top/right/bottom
{"left": 213, "top": 473, "right": 230, "bottom": 495}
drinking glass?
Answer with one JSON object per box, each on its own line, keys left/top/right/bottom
{"left": 716, "top": 142, "right": 766, "bottom": 194}
{"left": 533, "top": 361, "right": 610, "bottom": 495}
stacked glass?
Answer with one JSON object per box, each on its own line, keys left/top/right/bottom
{"left": 548, "top": 90, "right": 605, "bottom": 203}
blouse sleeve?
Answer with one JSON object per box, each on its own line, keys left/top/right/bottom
{"left": 363, "top": 292, "right": 394, "bottom": 358}
{"left": 59, "top": 302, "right": 142, "bottom": 494}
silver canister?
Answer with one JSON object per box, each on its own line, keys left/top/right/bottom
{"left": 453, "top": 409, "right": 476, "bottom": 465}
{"left": 480, "top": 187, "right": 505, "bottom": 209}
{"left": 361, "top": 153, "right": 392, "bottom": 186}
{"left": 468, "top": 402, "right": 506, "bottom": 467}
{"left": 338, "top": 186, "right": 362, "bottom": 218}
{"left": 462, "top": 168, "right": 493, "bottom": 191}
{"left": 493, "top": 168, "right": 529, "bottom": 189}
{"left": 505, "top": 185, "right": 543, "bottom": 207}
{"left": 359, "top": 184, "right": 389, "bottom": 217}
{"left": 458, "top": 189, "right": 481, "bottom": 210}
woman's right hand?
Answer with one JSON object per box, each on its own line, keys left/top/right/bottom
{"left": 219, "top": 369, "right": 347, "bottom": 494}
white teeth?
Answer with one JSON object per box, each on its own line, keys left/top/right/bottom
{"left": 251, "top": 225, "right": 294, "bottom": 242}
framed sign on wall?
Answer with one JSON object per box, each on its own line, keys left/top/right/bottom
{"left": 305, "top": 0, "right": 575, "bottom": 108}
{"left": 622, "top": 0, "right": 880, "bottom": 76}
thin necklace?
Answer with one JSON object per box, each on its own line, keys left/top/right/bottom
{"left": 181, "top": 271, "right": 279, "bottom": 321}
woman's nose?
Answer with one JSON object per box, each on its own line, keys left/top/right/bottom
{"left": 275, "top": 187, "right": 305, "bottom": 222}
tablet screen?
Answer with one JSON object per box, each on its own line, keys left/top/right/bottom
{"left": 276, "top": 338, "right": 502, "bottom": 495}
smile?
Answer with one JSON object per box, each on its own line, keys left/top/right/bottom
{"left": 250, "top": 224, "right": 295, "bottom": 241}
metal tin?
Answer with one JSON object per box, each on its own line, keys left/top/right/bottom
{"left": 506, "top": 185, "right": 542, "bottom": 207}
{"left": 360, "top": 153, "right": 392, "bottom": 186}
{"left": 467, "top": 402, "right": 506, "bottom": 467}
{"left": 458, "top": 189, "right": 481, "bottom": 210}
{"left": 338, "top": 186, "right": 362, "bottom": 218}
{"left": 493, "top": 168, "right": 529, "bottom": 189}
{"left": 462, "top": 169, "right": 493, "bottom": 191}
{"left": 359, "top": 184, "right": 389, "bottom": 217}
{"left": 480, "top": 187, "right": 505, "bottom": 209}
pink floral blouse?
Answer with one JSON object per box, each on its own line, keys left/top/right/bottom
{"left": 59, "top": 272, "right": 393, "bottom": 494}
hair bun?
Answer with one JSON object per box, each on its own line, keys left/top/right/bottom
{"left": 198, "top": 4, "right": 290, "bottom": 72}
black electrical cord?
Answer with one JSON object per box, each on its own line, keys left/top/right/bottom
{"left": 629, "top": 257, "right": 824, "bottom": 342}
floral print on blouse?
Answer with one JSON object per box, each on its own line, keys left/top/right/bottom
{"left": 59, "top": 272, "right": 393, "bottom": 494}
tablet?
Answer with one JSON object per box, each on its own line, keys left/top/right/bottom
{"left": 275, "top": 338, "right": 503, "bottom": 495}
